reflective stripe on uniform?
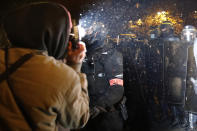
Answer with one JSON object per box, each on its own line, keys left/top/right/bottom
{"left": 109, "top": 78, "right": 123, "bottom": 86}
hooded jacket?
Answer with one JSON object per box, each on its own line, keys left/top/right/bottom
{"left": 0, "top": 2, "right": 89, "bottom": 130}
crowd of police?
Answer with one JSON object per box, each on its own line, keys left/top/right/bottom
{"left": 78, "top": 21, "right": 197, "bottom": 131}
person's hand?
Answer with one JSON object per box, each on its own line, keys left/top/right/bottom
{"left": 66, "top": 41, "right": 86, "bottom": 64}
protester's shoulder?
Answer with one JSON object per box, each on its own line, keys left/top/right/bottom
{"left": 33, "top": 54, "right": 79, "bottom": 79}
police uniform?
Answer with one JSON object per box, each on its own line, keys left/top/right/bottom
{"left": 80, "top": 36, "right": 126, "bottom": 131}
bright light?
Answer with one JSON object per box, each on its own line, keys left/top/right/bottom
{"left": 78, "top": 24, "right": 86, "bottom": 40}
{"left": 128, "top": 20, "right": 137, "bottom": 28}
{"left": 144, "top": 10, "right": 183, "bottom": 34}
{"left": 194, "top": 38, "right": 197, "bottom": 67}
{"left": 136, "top": 3, "right": 140, "bottom": 8}
{"left": 181, "top": 25, "right": 197, "bottom": 44}
{"left": 120, "top": 34, "right": 137, "bottom": 38}
{"left": 155, "top": 11, "right": 168, "bottom": 23}
{"left": 185, "top": 31, "right": 193, "bottom": 42}
{"left": 136, "top": 19, "right": 143, "bottom": 26}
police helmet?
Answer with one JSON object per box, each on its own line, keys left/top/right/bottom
{"left": 181, "top": 25, "right": 197, "bottom": 45}
{"left": 159, "top": 21, "right": 173, "bottom": 32}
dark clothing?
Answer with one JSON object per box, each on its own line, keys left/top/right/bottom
{"left": 121, "top": 40, "right": 151, "bottom": 131}
{"left": 82, "top": 45, "right": 124, "bottom": 108}
{"left": 81, "top": 111, "right": 124, "bottom": 131}
{"left": 81, "top": 42, "right": 125, "bottom": 131}
{"left": 145, "top": 34, "right": 188, "bottom": 128}
{"left": 2, "top": 2, "right": 71, "bottom": 59}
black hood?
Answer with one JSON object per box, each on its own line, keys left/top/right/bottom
{"left": 2, "top": 2, "right": 72, "bottom": 59}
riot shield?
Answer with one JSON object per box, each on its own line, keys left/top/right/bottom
{"left": 145, "top": 37, "right": 188, "bottom": 127}
{"left": 184, "top": 45, "right": 197, "bottom": 113}
{"left": 164, "top": 40, "right": 188, "bottom": 105}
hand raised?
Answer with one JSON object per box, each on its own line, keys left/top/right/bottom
{"left": 66, "top": 41, "right": 86, "bottom": 64}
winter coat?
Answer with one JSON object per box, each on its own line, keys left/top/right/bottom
{"left": 0, "top": 48, "right": 89, "bottom": 130}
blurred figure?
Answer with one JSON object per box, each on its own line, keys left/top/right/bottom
{"left": 80, "top": 30, "right": 126, "bottom": 131}
{"left": 159, "top": 21, "right": 187, "bottom": 128}
{"left": 182, "top": 25, "right": 197, "bottom": 130}
{"left": 159, "top": 21, "right": 175, "bottom": 38}
{"left": 117, "top": 34, "right": 150, "bottom": 131}
{"left": 145, "top": 21, "right": 188, "bottom": 130}
{"left": 145, "top": 22, "right": 171, "bottom": 127}
{"left": 0, "top": 2, "right": 89, "bottom": 130}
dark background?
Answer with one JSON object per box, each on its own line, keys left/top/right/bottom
{"left": 1, "top": 0, "right": 197, "bottom": 25}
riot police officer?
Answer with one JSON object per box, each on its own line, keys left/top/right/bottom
{"left": 145, "top": 21, "right": 188, "bottom": 130}
{"left": 80, "top": 29, "right": 127, "bottom": 131}
{"left": 159, "top": 21, "right": 188, "bottom": 128}
{"left": 182, "top": 25, "right": 197, "bottom": 130}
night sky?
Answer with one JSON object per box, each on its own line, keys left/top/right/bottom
{"left": 1, "top": 0, "right": 197, "bottom": 22}
{"left": 1, "top": 0, "right": 197, "bottom": 38}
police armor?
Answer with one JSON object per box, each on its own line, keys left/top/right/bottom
{"left": 164, "top": 36, "right": 188, "bottom": 105}
{"left": 81, "top": 40, "right": 127, "bottom": 131}
{"left": 118, "top": 35, "right": 151, "bottom": 130}
{"left": 146, "top": 24, "right": 188, "bottom": 106}
{"left": 144, "top": 29, "right": 189, "bottom": 129}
